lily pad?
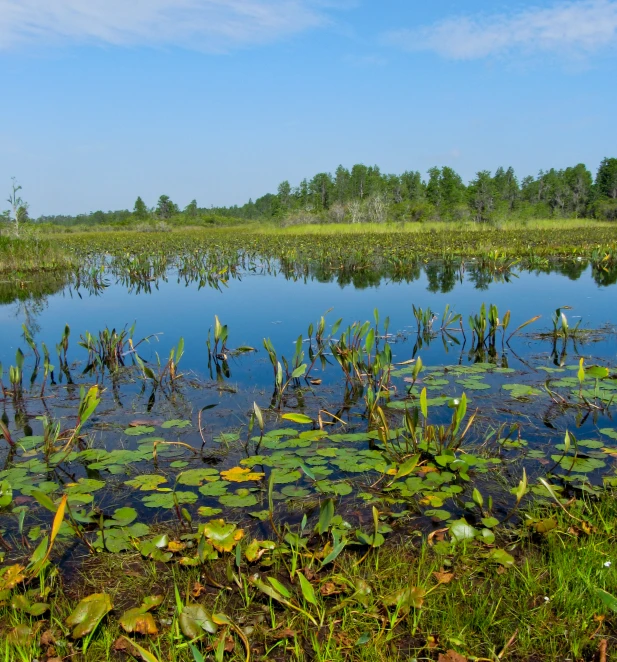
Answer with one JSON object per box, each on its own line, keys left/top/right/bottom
{"left": 220, "top": 466, "right": 265, "bottom": 482}
{"left": 219, "top": 490, "right": 258, "bottom": 507}
{"left": 177, "top": 469, "right": 220, "bottom": 486}
{"left": 124, "top": 426, "right": 156, "bottom": 436}
{"left": 142, "top": 491, "right": 197, "bottom": 509}
{"left": 202, "top": 519, "right": 244, "bottom": 552}
{"left": 550, "top": 456, "right": 606, "bottom": 473}
{"left": 66, "top": 593, "right": 113, "bottom": 639}
{"left": 162, "top": 419, "right": 192, "bottom": 429}
{"left": 125, "top": 475, "right": 168, "bottom": 491}
{"left": 179, "top": 604, "right": 217, "bottom": 638}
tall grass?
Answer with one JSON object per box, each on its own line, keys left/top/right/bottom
{"left": 0, "top": 235, "right": 77, "bottom": 273}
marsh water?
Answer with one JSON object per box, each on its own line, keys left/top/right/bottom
{"left": 1, "top": 260, "right": 617, "bottom": 543}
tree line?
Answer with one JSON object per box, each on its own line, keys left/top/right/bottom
{"left": 10, "top": 157, "right": 617, "bottom": 228}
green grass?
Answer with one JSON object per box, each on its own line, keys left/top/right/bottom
{"left": 258, "top": 217, "right": 617, "bottom": 234}
{"left": 0, "top": 234, "right": 77, "bottom": 274}
{"left": 3, "top": 494, "right": 617, "bottom": 661}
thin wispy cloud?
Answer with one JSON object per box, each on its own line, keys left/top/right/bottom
{"left": 384, "top": 0, "right": 617, "bottom": 60}
{"left": 0, "top": 0, "right": 333, "bottom": 51}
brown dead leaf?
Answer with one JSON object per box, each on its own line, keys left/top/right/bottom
{"left": 334, "top": 631, "right": 354, "bottom": 648}
{"left": 191, "top": 581, "right": 206, "bottom": 598}
{"left": 320, "top": 581, "right": 343, "bottom": 596}
{"left": 310, "top": 379, "right": 322, "bottom": 385}
{"left": 438, "top": 650, "right": 468, "bottom": 662}
{"left": 113, "top": 637, "right": 132, "bottom": 653}
{"left": 129, "top": 419, "right": 162, "bottom": 427}
{"left": 272, "top": 627, "right": 298, "bottom": 640}
{"left": 433, "top": 571, "right": 454, "bottom": 585}
{"left": 47, "top": 658, "right": 63, "bottom": 662}
{"left": 40, "top": 629, "right": 56, "bottom": 647}
{"left": 581, "top": 520, "right": 596, "bottom": 534}
{"left": 303, "top": 567, "right": 318, "bottom": 581}
{"left": 427, "top": 528, "right": 448, "bottom": 546}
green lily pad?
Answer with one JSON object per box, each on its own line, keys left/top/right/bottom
{"left": 177, "top": 468, "right": 220, "bottom": 486}
{"left": 199, "top": 481, "right": 231, "bottom": 497}
{"left": 550, "top": 456, "right": 606, "bottom": 473}
{"left": 449, "top": 519, "right": 476, "bottom": 542}
{"left": 502, "top": 384, "right": 542, "bottom": 398}
{"left": 125, "top": 475, "right": 168, "bottom": 491}
{"left": 424, "top": 509, "right": 451, "bottom": 521}
{"left": 219, "top": 490, "right": 258, "bottom": 507}
{"left": 197, "top": 506, "right": 223, "bottom": 517}
{"left": 142, "top": 491, "right": 197, "bottom": 509}
{"left": 271, "top": 469, "right": 302, "bottom": 484}
{"left": 124, "top": 426, "right": 156, "bottom": 436}
{"left": 281, "top": 485, "right": 311, "bottom": 498}
{"left": 162, "top": 419, "right": 192, "bottom": 429}
{"left": 179, "top": 604, "right": 217, "bottom": 638}
{"left": 66, "top": 593, "right": 113, "bottom": 639}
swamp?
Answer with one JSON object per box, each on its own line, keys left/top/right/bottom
{"left": 2, "top": 225, "right": 617, "bottom": 661}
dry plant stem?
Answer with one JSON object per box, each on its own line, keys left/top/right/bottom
{"left": 598, "top": 639, "right": 608, "bottom": 662}
{"left": 497, "top": 629, "right": 518, "bottom": 659}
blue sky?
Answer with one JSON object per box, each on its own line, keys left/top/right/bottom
{"left": 1, "top": 0, "right": 616, "bottom": 216}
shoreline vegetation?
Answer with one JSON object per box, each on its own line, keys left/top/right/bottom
{"left": 1, "top": 220, "right": 617, "bottom": 276}
{"left": 3, "top": 494, "right": 617, "bottom": 661}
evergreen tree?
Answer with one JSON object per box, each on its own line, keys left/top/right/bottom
{"left": 468, "top": 171, "right": 495, "bottom": 223}
{"left": 184, "top": 199, "right": 198, "bottom": 217}
{"left": 596, "top": 157, "right": 617, "bottom": 199}
{"left": 133, "top": 196, "right": 148, "bottom": 219}
{"left": 156, "top": 195, "right": 179, "bottom": 219}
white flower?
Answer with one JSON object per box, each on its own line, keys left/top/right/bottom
{"left": 544, "top": 596, "right": 550, "bottom": 602}
{"left": 604, "top": 561, "right": 612, "bottom": 568}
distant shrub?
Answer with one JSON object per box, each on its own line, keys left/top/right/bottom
{"left": 594, "top": 198, "right": 617, "bottom": 221}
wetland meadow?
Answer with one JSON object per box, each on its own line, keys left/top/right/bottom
{"left": 2, "top": 222, "right": 617, "bottom": 661}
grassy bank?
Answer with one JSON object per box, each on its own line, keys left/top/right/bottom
{"left": 2, "top": 495, "right": 617, "bottom": 661}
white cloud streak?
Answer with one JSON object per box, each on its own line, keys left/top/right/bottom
{"left": 384, "top": 0, "right": 617, "bottom": 60}
{"left": 0, "top": 0, "right": 331, "bottom": 51}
